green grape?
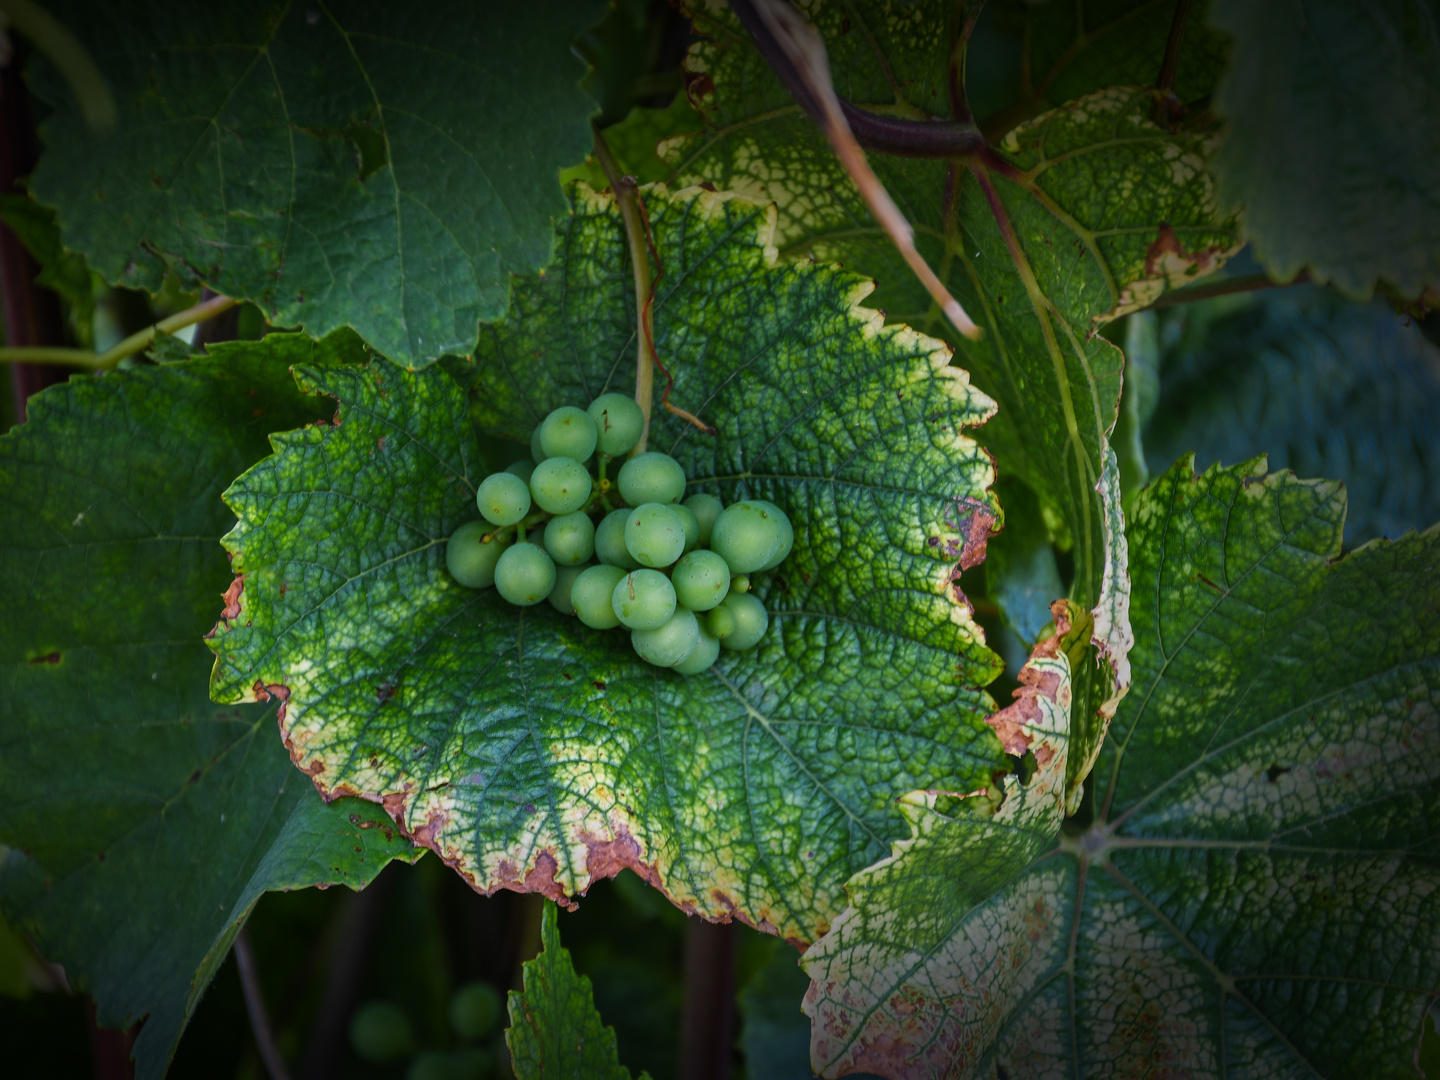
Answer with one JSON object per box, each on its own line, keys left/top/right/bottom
{"left": 494, "top": 542, "right": 556, "bottom": 606}
{"left": 594, "top": 509, "right": 640, "bottom": 569}
{"left": 530, "top": 425, "right": 548, "bottom": 463}
{"left": 683, "top": 493, "right": 723, "bottom": 546}
{"left": 625, "top": 503, "right": 686, "bottom": 568}
{"left": 529, "top": 456, "right": 592, "bottom": 514}
{"left": 449, "top": 980, "right": 502, "bottom": 1042}
{"left": 730, "top": 574, "right": 751, "bottom": 594}
{"left": 445, "top": 521, "right": 509, "bottom": 589}
{"left": 611, "top": 569, "right": 676, "bottom": 630}
{"left": 753, "top": 499, "right": 794, "bottom": 570}
{"left": 672, "top": 503, "right": 700, "bottom": 553}
{"left": 711, "top": 501, "right": 784, "bottom": 573}
{"left": 705, "top": 604, "right": 736, "bottom": 640}
{"left": 548, "top": 564, "right": 588, "bottom": 613}
{"left": 672, "top": 625, "right": 721, "bottom": 675}
{"left": 632, "top": 607, "right": 700, "bottom": 667}
{"left": 476, "top": 472, "right": 531, "bottom": 526}
{"left": 543, "top": 511, "right": 595, "bottom": 566}
{"left": 586, "top": 392, "right": 644, "bottom": 456}
{"left": 617, "top": 451, "right": 686, "bottom": 505}
{"left": 671, "top": 549, "right": 731, "bottom": 611}
{"left": 504, "top": 459, "right": 536, "bottom": 484}
{"left": 539, "top": 405, "right": 598, "bottom": 462}
{"left": 348, "top": 1001, "right": 414, "bottom": 1064}
{"left": 718, "top": 592, "right": 768, "bottom": 650}
{"left": 571, "top": 564, "right": 628, "bottom": 628}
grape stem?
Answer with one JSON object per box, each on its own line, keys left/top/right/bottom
{"left": 592, "top": 125, "right": 657, "bottom": 455}
{"left": 484, "top": 487, "right": 613, "bottom": 546}
{"left": 0, "top": 292, "right": 239, "bottom": 369}
{"left": 591, "top": 125, "right": 716, "bottom": 448}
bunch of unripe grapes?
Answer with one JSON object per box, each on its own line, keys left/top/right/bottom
{"left": 445, "top": 393, "right": 792, "bottom": 674}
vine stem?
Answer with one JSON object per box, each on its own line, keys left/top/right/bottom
{"left": 1148, "top": 270, "right": 1311, "bottom": 309}
{"left": 234, "top": 928, "right": 291, "bottom": 1080}
{"left": 1151, "top": 0, "right": 1194, "bottom": 126}
{"left": 737, "top": 0, "right": 984, "bottom": 340}
{"left": 592, "top": 125, "right": 658, "bottom": 455}
{"left": 0, "top": 292, "right": 238, "bottom": 369}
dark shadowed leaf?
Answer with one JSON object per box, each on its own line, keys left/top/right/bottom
{"left": 28, "top": 0, "right": 607, "bottom": 369}
{"left": 1208, "top": 0, "right": 1440, "bottom": 299}
{"left": 1145, "top": 287, "right": 1440, "bottom": 546}
{"left": 0, "top": 338, "right": 418, "bottom": 1080}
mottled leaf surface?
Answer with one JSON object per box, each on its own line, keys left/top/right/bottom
{"left": 667, "top": 0, "right": 1242, "bottom": 790}
{"left": 506, "top": 902, "right": 637, "bottom": 1080}
{"left": 29, "top": 0, "right": 606, "bottom": 368}
{"left": 803, "top": 458, "right": 1440, "bottom": 1079}
{"left": 1145, "top": 287, "right": 1440, "bottom": 546}
{"left": 208, "top": 184, "right": 1006, "bottom": 946}
{"left": 1209, "top": 0, "right": 1440, "bottom": 299}
{"left": 0, "top": 341, "right": 418, "bottom": 1080}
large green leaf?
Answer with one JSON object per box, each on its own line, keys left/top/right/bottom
{"left": 802, "top": 457, "right": 1440, "bottom": 1079}
{"left": 1144, "top": 286, "right": 1440, "bottom": 547}
{"left": 1208, "top": 0, "right": 1440, "bottom": 299}
{"left": 667, "top": 0, "right": 1242, "bottom": 798}
{"left": 28, "top": 0, "right": 606, "bottom": 369}
{"left": 207, "top": 183, "right": 1006, "bottom": 946}
{"left": 0, "top": 340, "right": 418, "bottom": 1080}
{"left": 506, "top": 901, "right": 639, "bottom": 1080}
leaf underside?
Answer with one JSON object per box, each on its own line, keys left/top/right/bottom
{"left": 29, "top": 0, "right": 607, "bottom": 369}
{"left": 0, "top": 343, "right": 418, "bottom": 1080}
{"left": 802, "top": 457, "right": 1440, "bottom": 1080}
{"left": 667, "top": 0, "right": 1242, "bottom": 797}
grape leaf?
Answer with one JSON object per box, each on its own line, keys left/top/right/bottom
{"left": 0, "top": 339, "right": 418, "bottom": 1080}
{"left": 1144, "top": 287, "right": 1440, "bottom": 547}
{"left": 27, "top": 0, "right": 607, "bottom": 369}
{"left": 506, "top": 901, "right": 640, "bottom": 1080}
{"left": 207, "top": 183, "right": 1007, "bottom": 946}
{"left": 1208, "top": 0, "right": 1440, "bottom": 300}
{"left": 976, "top": 0, "right": 1231, "bottom": 136}
{"left": 667, "top": 0, "right": 1242, "bottom": 799}
{"left": 802, "top": 457, "right": 1440, "bottom": 1079}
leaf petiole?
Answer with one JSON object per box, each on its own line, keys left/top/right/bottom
{"left": 0, "top": 293, "right": 239, "bottom": 370}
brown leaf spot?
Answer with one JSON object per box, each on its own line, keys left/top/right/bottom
{"left": 252, "top": 679, "right": 290, "bottom": 724}
{"left": 28, "top": 651, "right": 61, "bottom": 665}
{"left": 411, "top": 809, "right": 449, "bottom": 847}
{"left": 220, "top": 575, "right": 245, "bottom": 621}
{"left": 986, "top": 601, "right": 1071, "bottom": 755}
{"left": 684, "top": 69, "right": 715, "bottom": 104}
{"left": 582, "top": 829, "right": 644, "bottom": 881}
{"left": 955, "top": 502, "right": 996, "bottom": 570}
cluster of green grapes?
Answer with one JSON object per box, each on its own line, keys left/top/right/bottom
{"left": 446, "top": 392, "right": 791, "bottom": 674}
